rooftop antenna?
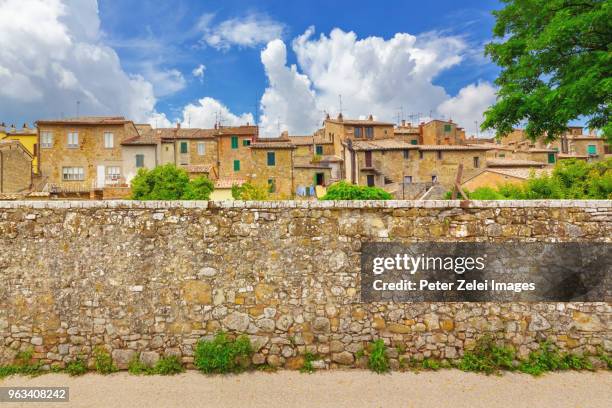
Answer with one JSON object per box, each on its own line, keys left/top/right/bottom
{"left": 254, "top": 95, "right": 260, "bottom": 126}
{"left": 276, "top": 117, "right": 281, "bottom": 135}
{"left": 76, "top": 100, "right": 80, "bottom": 117}
{"left": 474, "top": 120, "right": 479, "bottom": 138}
{"left": 188, "top": 113, "right": 191, "bottom": 128}
{"left": 338, "top": 94, "right": 343, "bottom": 116}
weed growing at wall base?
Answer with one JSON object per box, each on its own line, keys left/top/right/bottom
{"left": 367, "top": 339, "right": 390, "bottom": 374}
{"left": 194, "top": 332, "right": 253, "bottom": 374}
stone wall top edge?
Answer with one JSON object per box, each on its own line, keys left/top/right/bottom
{"left": 0, "top": 199, "right": 610, "bottom": 210}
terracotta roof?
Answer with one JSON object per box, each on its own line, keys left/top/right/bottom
{"left": 528, "top": 148, "right": 557, "bottom": 153}
{"left": 462, "top": 168, "right": 550, "bottom": 184}
{"left": 216, "top": 125, "right": 258, "bottom": 136}
{"left": 486, "top": 159, "right": 548, "bottom": 168}
{"left": 36, "top": 116, "right": 129, "bottom": 125}
{"left": 325, "top": 118, "right": 394, "bottom": 126}
{"left": 155, "top": 128, "right": 216, "bottom": 140}
{"left": 350, "top": 139, "right": 417, "bottom": 151}
{"left": 319, "top": 155, "right": 343, "bottom": 163}
{"left": 182, "top": 164, "right": 213, "bottom": 173}
{"left": 288, "top": 136, "right": 314, "bottom": 145}
{"left": 214, "top": 178, "right": 246, "bottom": 189}
{"left": 250, "top": 137, "right": 296, "bottom": 149}
{"left": 417, "top": 145, "right": 491, "bottom": 151}
{"left": 566, "top": 136, "right": 604, "bottom": 141}
{"left": 557, "top": 153, "right": 589, "bottom": 159}
{"left": 468, "top": 143, "right": 513, "bottom": 151}
{"left": 394, "top": 128, "right": 420, "bottom": 135}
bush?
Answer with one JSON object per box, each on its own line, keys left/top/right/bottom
{"left": 458, "top": 336, "right": 515, "bottom": 374}
{"left": 231, "top": 182, "right": 270, "bottom": 200}
{"left": 300, "top": 352, "right": 318, "bottom": 374}
{"left": 131, "top": 164, "right": 214, "bottom": 200}
{"left": 367, "top": 339, "right": 390, "bottom": 374}
{"left": 93, "top": 347, "right": 116, "bottom": 374}
{"left": 518, "top": 342, "right": 592, "bottom": 376}
{"left": 194, "top": 332, "right": 253, "bottom": 374}
{"left": 154, "top": 356, "right": 185, "bottom": 375}
{"left": 65, "top": 358, "right": 88, "bottom": 376}
{"left": 0, "top": 349, "right": 42, "bottom": 378}
{"left": 321, "top": 181, "right": 392, "bottom": 200}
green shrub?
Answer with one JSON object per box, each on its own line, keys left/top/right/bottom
{"left": 0, "top": 349, "right": 42, "bottom": 378}
{"left": 518, "top": 342, "right": 592, "bottom": 376}
{"left": 421, "top": 358, "right": 441, "bottom": 371}
{"left": 194, "top": 332, "right": 253, "bottom": 374}
{"left": 154, "top": 356, "right": 184, "bottom": 375}
{"left": 65, "top": 358, "right": 88, "bottom": 376}
{"left": 367, "top": 339, "right": 390, "bottom": 374}
{"left": 93, "top": 347, "right": 116, "bottom": 374}
{"left": 300, "top": 352, "right": 317, "bottom": 374}
{"left": 131, "top": 164, "right": 214, "bottom": 200}
{"left": 458, "top": 336, "right": 515, "bottom": 375}
{"left": 127, "top": 354, "right": 151, "bottom": 375}
{"left": 321, "top": 181, "right": 392, "bottom": 200}
{"left": 231, "top": 182, "right": 270, "bottom": 200}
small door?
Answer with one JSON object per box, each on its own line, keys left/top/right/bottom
{"left": 366, "top": 174, "right": 375, "bottom": 187}
{"left": 96, "top": 165, "right": 105, "bottom": 187}
{"left": 315, "top": 173, "right": 324, "bottom": 186}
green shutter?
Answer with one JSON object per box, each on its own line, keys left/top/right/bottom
{"left": 315, "top": 145, "right": 323, "bottom": 155}
{"left": 587, "top": 145, "right": 597, "bottom": 155}
{"left": 267, "top": 152, "right": 275, "bottom": 166}
{"left": 135, "top": 154, "right": 144, "bottom": 168}
{"left": 180, "top": 142, "right": 188, "bottom": 153}
{"left": 444, "top": 124, "right": 451, "bottom": 132}
{"left": 547, "top": 153, "right": 556, "bottom": 164}
{"left": 242, "top": 139, "right": 251, "bottom": 146}
{"left": 411, "top": 139, "right": 417, "bottom": 145}
{"left": 233, "top": 160, "right": 240, "bottom": 171}
{"left": 231, "top": 136, "right": 238, "bottom": 149}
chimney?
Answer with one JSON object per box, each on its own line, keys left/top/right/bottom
{"left": 325, "top": 113, "right": 330, "bottom": 120}
{"left": 368, "top": 114, "right": 373, "bottom": 121}
{"left": 449, "top": 119, "right": 453, "bottom": 124}
{"left": 337, "top": 112, "right": 343, "bottom": 122}
{"left": 23, "top": 123, "right": 29, "bottom": 130}
{"left": 281, "top": 130, "right": 289, "bottom": 139}
{"left": 401, "top": 119, "right": 406, "bottom": 127}
{"left": 10, "top": 124, "right": 16, "bottom": 133}
{"left": 176, "top": 121, "right": 181, "bottom": 129}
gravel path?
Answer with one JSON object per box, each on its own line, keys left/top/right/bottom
{"left": 2, "top": 370, "right": 610, "bottom": 408}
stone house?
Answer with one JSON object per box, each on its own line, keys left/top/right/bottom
{"left": 420, "top": 120, "right": 466, "bottom": 145}
{"left": 1, "top": 123, "right": 38, "bottom": 174}
{"left": 249, "top": 138, "right": 296, "bottom": 198}
{"left": 121, "top": 124, "right": 159, "bottom": 183}
{"left": 216, "top": 126, "right": 258, "bottom": 180}
{"left": 36, "top": 117, "right": 139, "bottom": 189}
{"left": 0, "top": 140, "right": 32, "bottom": 193}
{"left": 322, "top": 114, "right": 395, "bottom": 157}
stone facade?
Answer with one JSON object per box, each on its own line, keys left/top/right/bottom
{"left": 0, "top": 141, "right": 32, "bottom": 193}
{"left": 0, "top": 200, "right": 610, "bottom": 370}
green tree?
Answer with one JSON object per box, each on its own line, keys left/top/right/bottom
{"left": 320, "top": 181, "right": 393, "bottom": 200}
{"left": 482, "top": 0, "right": 612, "bottom": 143}
{"left": 131, "top": 164, "right": 214, "bottom": 200}
{"left": 231, "top": 182, "right": 270, "bottom": 200}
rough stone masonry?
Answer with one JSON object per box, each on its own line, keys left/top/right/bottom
{"left": 0, "top": 200, "right": 610, "bottom": 370}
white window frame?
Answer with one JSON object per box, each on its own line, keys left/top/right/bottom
{"left": 67, "top": 132, "right": 79, "bottom": 148}
{"left": 41, "top": 131, "right": 53, "bottom": 148}
{"left": 62, "top": 167, "right": 84, "bottom": 181}
{"left": 104, "top": 132, "right": 114, "bottom": 149}
{"left": 197, "top": 142, "right": 206, "bottom": 155}
{"left": 106, "top": 166, "right": 121, "bottom": 181}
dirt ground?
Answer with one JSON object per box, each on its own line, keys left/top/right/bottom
{"left": 1, "top": 370, "right": 610, "bottom": 408}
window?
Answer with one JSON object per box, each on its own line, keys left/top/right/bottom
{"left": 498, "top": 153, "right": 506, "bottom": 158}
{"left": 473, "top": 157, "right": 480, "bottom": 168}
{"left": 432, "top": 175, "right": 438, "bottom": 183}
{"left": 243, "top": 139, "right": 251, "bottom": 146}
{"left": 315, "top": 145, "right": 323, "bottom": 155}
{"left": 419, "top": 151, "right": 424, "bottom": 160}
{"left": 267, "top": 151, "right": 276, "bottom": 166}
{"left": 364, "top": 151, "right": 372, "bottom": 167}
{"left": 62, "top": 167, "right": 84, "bottom": 181}
{"left": 403, "top": 150, "right": 409, "bottom": 159}
{"left": 231, "top": 136, "right": 239, "bottom": 149}
{"left": 366, "top": 174, "right": 375, "bottom": 187}
{"left": 404, "top": 176, "right": 413, "bottom": 184}
{"left": 197, "top": 142, "right": 206, "bottom": 155}
{"left": 268, "top": 178, "right": 276, "bottom": 193}
{"left": 444, "top": 124, "right": 451, "bottom": 132}
{"left": 104, "top": 132, "right": 114, "bottom": 148}
{"left": 365, "top": 127, "right": 373, "bottom": 139}
{"left": 354, "top": 127, "right": 362, "bottom": 138}
{"left": 315, "top": 173, "right": 324, "bottom": 186}
{"left": 67, "top": 132, "right": 78, "bottom": 148}
{"left": 106, "top": 166, "right": 121, "bottom": 180}
{"left": 547, "top": 153, "right": 556, "bottom": 164}
{"left": 233, "top": 160, "right": 240, "bottom": 171}
{"left": 41, "top": 131, "right": 53, "bottom": 148}
{"left": 411, "top": 139, "right": 418, "bottom": 145}
{"left": 180, "top": 142, "right": 188, "bottom": 154}
{"left": 135, "top": 154, "right": 145, "bottom": 168}
{"left": 437, "top": 151, "right": 443, "bottom": 160}
{"left": 587, "top": 144, "right": 597, "bottom": 155}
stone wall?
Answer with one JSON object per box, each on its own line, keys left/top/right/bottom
{"left": 0, "top": 141, "right": 32, "bottom": 193}
{"left": 0, "top": 200, "right": 610, "bottom": 370}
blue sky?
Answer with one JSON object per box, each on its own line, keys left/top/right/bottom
{"left": 0, "top": 0, "right": 503, "bottom": 136}
{"left": 99, "top": 0, "right": 501, "bottom": 126}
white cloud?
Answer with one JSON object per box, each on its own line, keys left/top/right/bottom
{"left": 140, "top": 65, "right": 186, "bottom": 97}
{"left": 180, "top": 97, "right": 254, "bottom": 128}
{"left": 192, "top": 64, "right": 206, "bottom": 80}
{"left": 259, "top": 40, "right": 319, "bottom": 136}
{"left": 0, "top": 0, "right": 164, "bottom": 124}
{"left": 436, "top": 81, "right": 497, "bottom": 136}
{"left": 199, "top": 12, "right": 284, "bottom": 50}
{"left": 258, "top": 27, "right": 495, "bottom": 136}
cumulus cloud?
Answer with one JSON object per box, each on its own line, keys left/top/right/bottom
{"left": 437, "top": 81, "right": 497, "bottom": 136}
{"left": 192, "top": 64, "right": 206, "bottom": 80}
{"left": 180, "top": 97, "right": 254, "bottom": 128}
{"left": 199, "top": 12, "right": 285, "bottom": 50}
{"left": 259, "top": 40, "right": 319, "bottom": 136}
{"left": 0, "top": 0, "right": 165, "bottom": 124}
